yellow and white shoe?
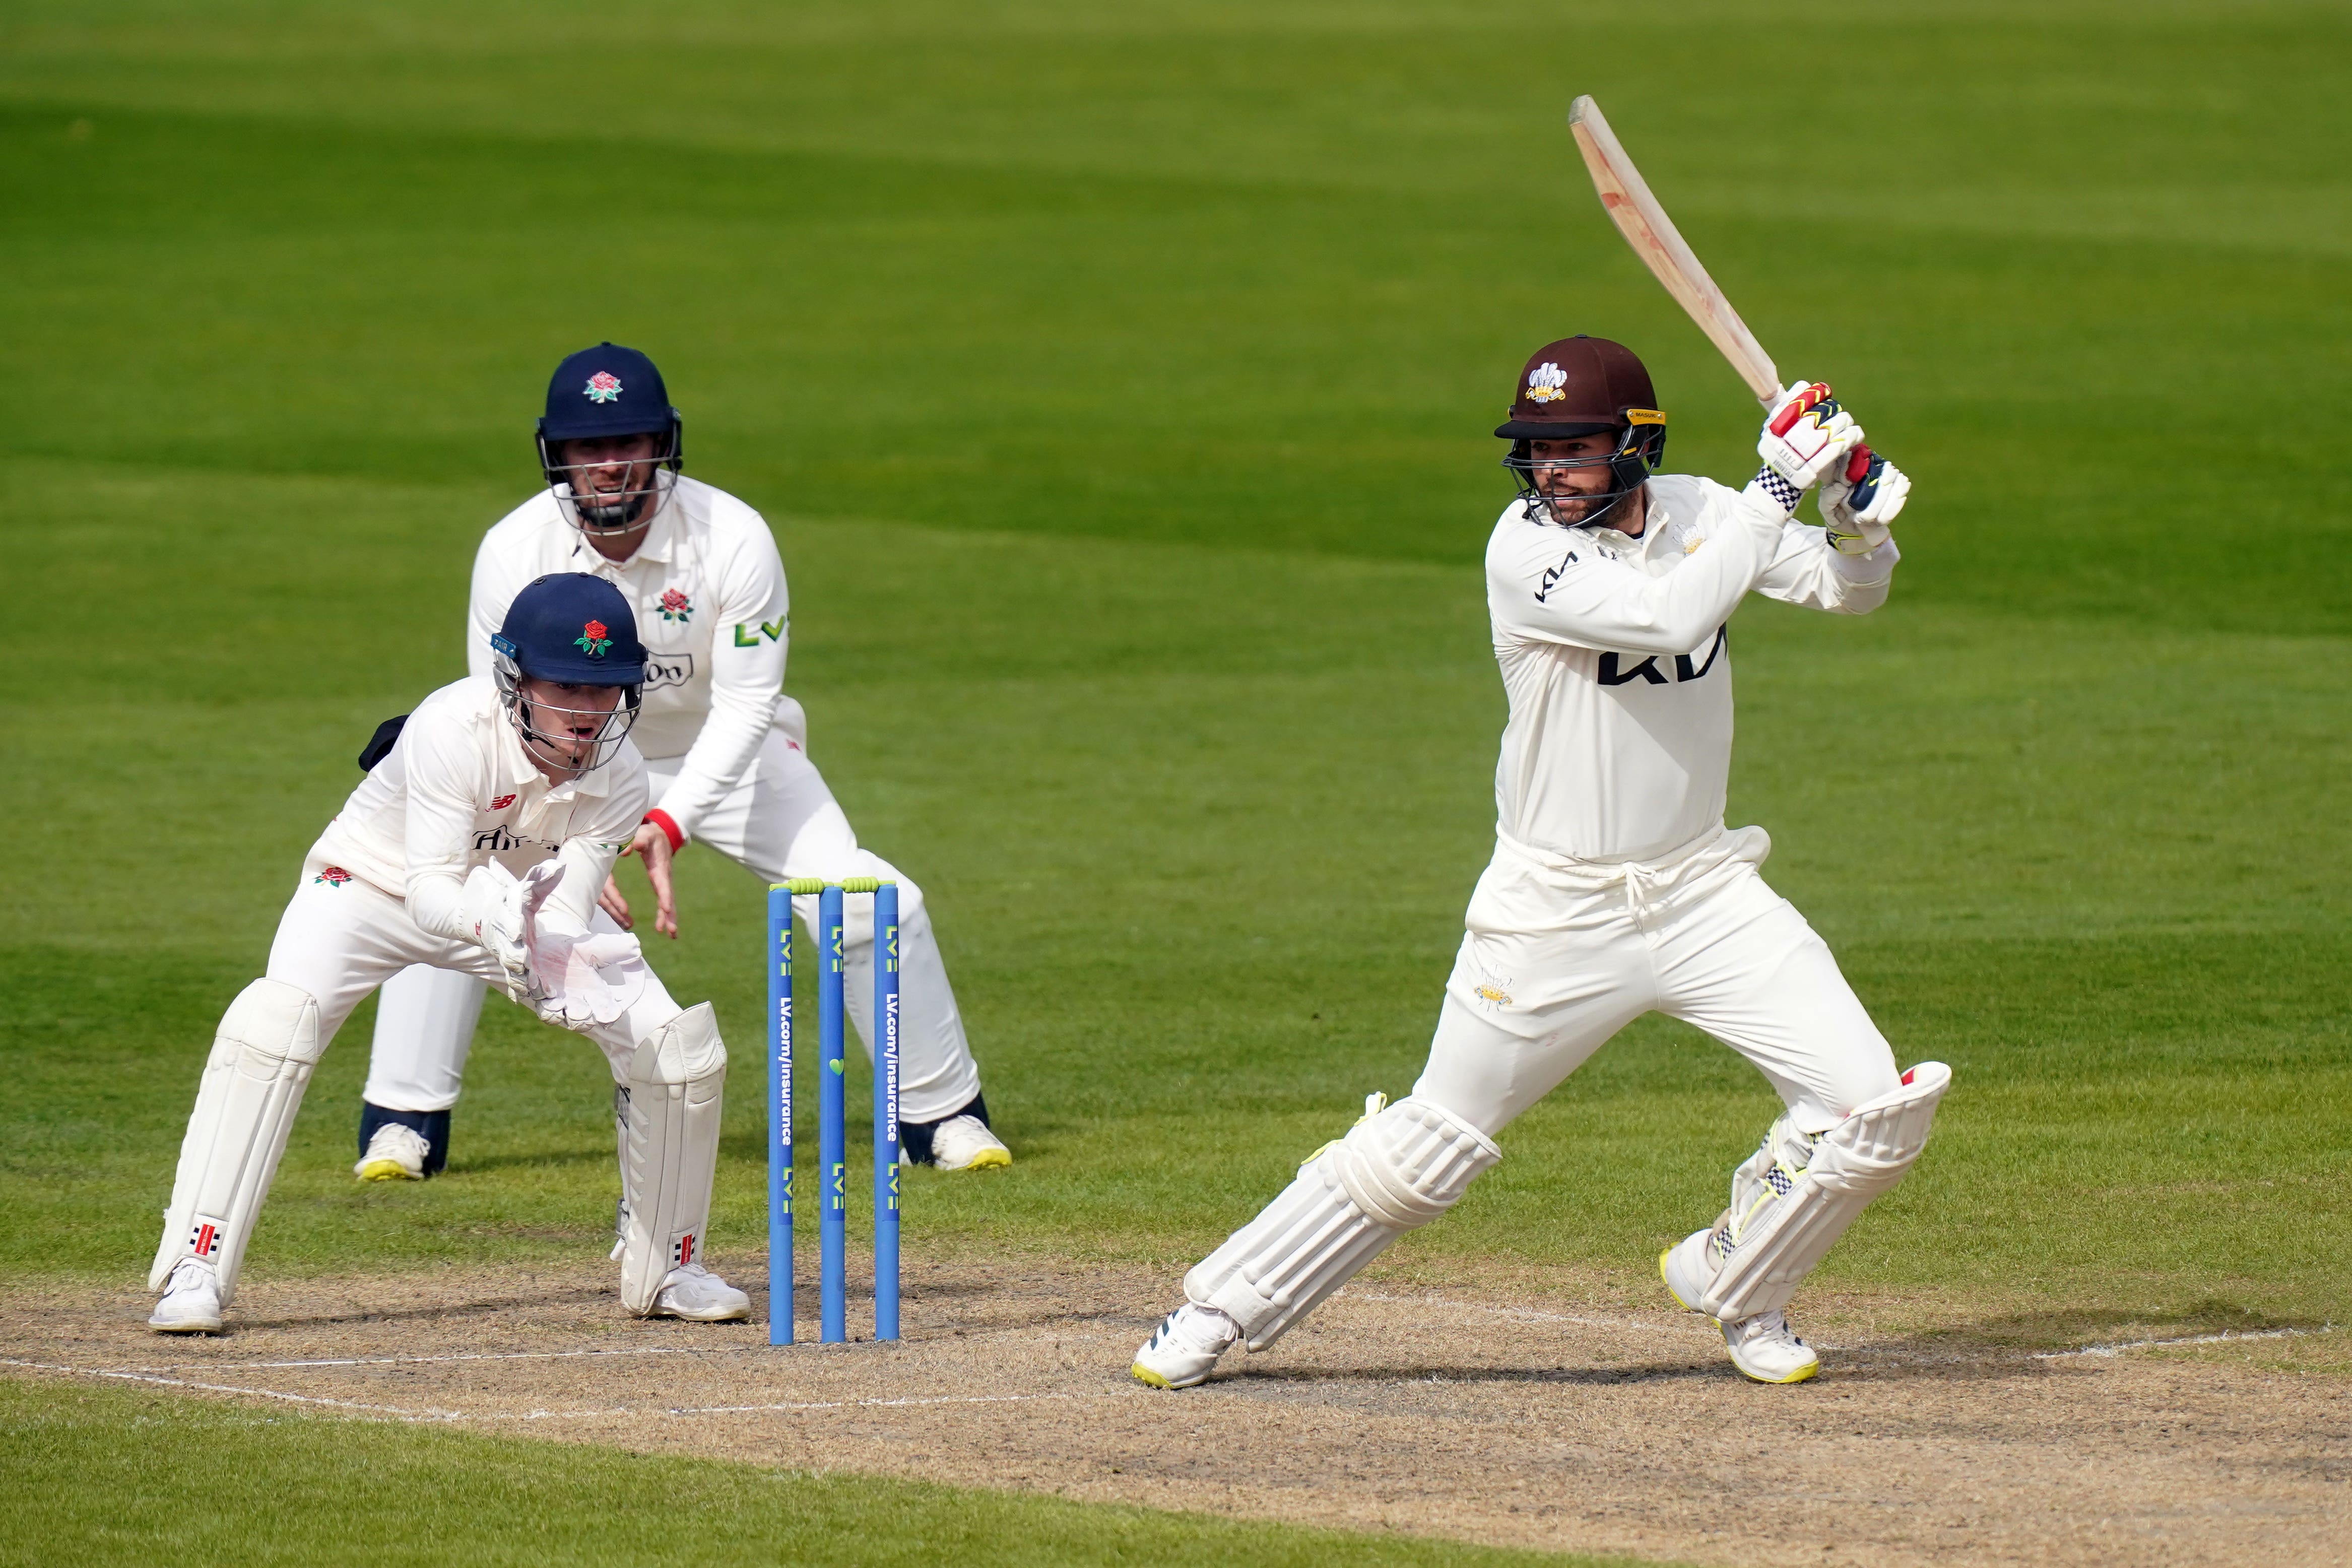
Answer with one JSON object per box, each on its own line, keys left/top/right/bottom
{"left": 1719, "top": 1308, "right": 1819, "bottom": 1384}
{"left": 931, "top": 1115, "right": 1012, "bottom": 1171}
{"left": 1659, "top": 1227, "right": 1714, "bottom": 1312}
{"left": 1131, "top": 1303, "right": 1238, "bottom": 1389}
{"left": 354, "top": 1123, "right": 430, "bottom": 1182}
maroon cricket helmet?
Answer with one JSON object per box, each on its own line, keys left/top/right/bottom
{"left": 1494, "top": 335, "right": 1661, "bottom": 439}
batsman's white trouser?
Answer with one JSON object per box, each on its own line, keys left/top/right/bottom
{"left": 364, "top": 710, "right": 983, "bottom": 1122}
{"left": 1186, "top": 824, "right": 1906, "bottom": 1344}
{"left": 150, "top": 861, "right": 684, "bottom": 1303}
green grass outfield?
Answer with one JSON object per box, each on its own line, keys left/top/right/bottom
{"left": 3, "top": 1, "right": 2348, "bottom": 1561}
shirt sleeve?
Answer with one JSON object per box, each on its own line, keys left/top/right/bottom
{"left": 648, "top": 511, "right": 787, "bottom": 845}
{"left": 401, "top": 708, "right": 494, "bottom": 943}
{"left": 1487, "top": 495, "right": 1785, "bottom": 656}
{"left": 1752, "top": 519, "right": 1900, "bottom": 614}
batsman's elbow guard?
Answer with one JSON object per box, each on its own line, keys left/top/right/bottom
{"left": 1184, "top": 1094, "right": 1501, "bottom": 1351}
{"left": 1698, "top": 1063, "right": 1950, "bottom": 1321}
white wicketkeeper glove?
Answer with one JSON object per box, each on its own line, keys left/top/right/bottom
{"left": 1753, "top": 380, "right": 1866, "bottom": 499}
{"left": 1818, "top": 446, "right": 1911, "bottom": 555}
{"left": 527, "top": 927, "right": 649, "bottom": 1027}
{"left": 458, "top": 860, "right": 566, "bottom": 995}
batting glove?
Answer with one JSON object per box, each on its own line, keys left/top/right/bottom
{"left": 1819, "top": 446, "right": 1910, "bottom": 555}
{"left": 1756, "top": 381, "right": 1866, "bottom": 492}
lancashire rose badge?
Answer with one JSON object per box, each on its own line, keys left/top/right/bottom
{"left": 584, "top": 371, "right": 623, "bottom": 404}
{"left": 576, "top": 619, "right": 612, "bottom": 657}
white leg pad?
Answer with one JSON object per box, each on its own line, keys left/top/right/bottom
{"left": 1186, "top": 1095, "right": 1500, "bottom": 1351}
{"left": 616, "top": 1002, "right": 727, "bottom": 1315}
{"left": 1700, "top": 1062, "right": 1951, "bottom": 1320}
{"left": 148, "top": 980, "right": 325, "bottom": 1302}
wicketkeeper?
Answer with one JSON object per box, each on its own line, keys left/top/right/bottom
{"left": 1134, "top": 336, "right": 1947, "bottom": 1388}
{"left": 150, "top": 574, "right": 752, "bottom": 1332}
{"left": 351, "top": 343, "right": 1008, "bottom": 1186}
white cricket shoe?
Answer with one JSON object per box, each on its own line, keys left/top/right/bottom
{"left": 1719, "top": 1308, "right": 1819, "bottom": 1384}
{"left": 930, "top": 1115, "right": 1012, "bottom": 1171}
{"left": 1131, "top": 1303, "right": 1238, "bottom": 1389}
{"left": 647, "top": 1263, "right": 751, "bottom": 1322}
{"left": 354, "top": 1123, "right": 430, "bottom": 1182}
{"left": 149, "top": 1258, "right": 224, "bottom": 1334}
{"left": 1661, "top": 1229, "right": 1819, "bottom": 1383}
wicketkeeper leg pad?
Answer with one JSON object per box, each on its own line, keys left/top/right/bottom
{"left": 617, "top": 1002, "right": 727, "bottom": 1315}
{"left": 1185, "top": 1095, "right": 1501, "bottom": 1351}
{"left": 148, "top": 979, "right": 326, "bottom": 1303}
{"left": 1698, "top": 1062, "right": 1951, "bottom": 1320}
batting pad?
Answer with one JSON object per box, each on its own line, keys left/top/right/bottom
{"left": 148, "top": 979, "right": 325, "bottom": 1302}
{"left": 1188, "top": 1095, "right": 1501, "bottom": 1351}
{"left": 617, "top": 1002, "right": 727, "bottom": 1314}
{"left": 1700, "top": 1061, "right": 1951, "bottom": 1320}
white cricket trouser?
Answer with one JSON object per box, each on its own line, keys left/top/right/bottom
{"left": 276, "top": 858, "right": 682, "bottom": 1079}
{"left": 364, "top": 708, "right": 983, "bottom": 1121}
{"left": 1417, "top": 824, "right": 1900, "bottom": 1137}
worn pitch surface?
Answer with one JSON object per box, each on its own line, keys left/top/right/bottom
{"left": 7, "top": 1259, "right": 2342, "bottom": 1568}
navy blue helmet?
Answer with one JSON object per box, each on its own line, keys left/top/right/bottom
{"left": 535, "top": 343, "right": 684, "bottom": 535}
{"left": 489, "top": 574, "right": 645, "bottom": 774}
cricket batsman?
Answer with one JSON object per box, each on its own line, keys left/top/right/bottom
{"left": 150, "top": 574, "right": 753, "bottom": 1332}
{"left": 351, "top": 343, "right": 1009, "bottom": 1185}
{"left": 1133, "top": 336, "right": 1949, "bottom": 1388}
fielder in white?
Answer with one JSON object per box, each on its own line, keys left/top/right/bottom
{"left": 352, "top": 343, "right": 1008, "bottom": 1185}
{"left": 150, "top": 574, "right": 752, "bottom": 1333}
{"left": 1133, "top": 335, "right": 1949, "bottom": 1388}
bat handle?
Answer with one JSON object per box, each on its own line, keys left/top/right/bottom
{"left": 1767, "top": 381, "right": 1833, "bottom": 437}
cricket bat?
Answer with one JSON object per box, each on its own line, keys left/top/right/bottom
{"left": 1568, "top": 95, "right": 1781, "bottom": 407}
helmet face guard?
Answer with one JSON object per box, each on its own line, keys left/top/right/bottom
{"left": 492, "top": 650, "right": 643, "bottom": 779}
{"left": 1502, "top": 412, "right": 1667, "bottom": 530}
{"left": 537, "top": 424, "right": 683, "bottom": 538}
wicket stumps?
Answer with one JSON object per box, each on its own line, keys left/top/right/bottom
{"left": 766, "top": 878, "right": 901, "bottom": 1346}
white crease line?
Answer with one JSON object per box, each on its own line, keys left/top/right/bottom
{"left": 130, "top": 1346, "right": 708, "bottom": 1373}
{"left": 2033, "top": 1325, "right": 2332, "bottom": 1360}
{"left": 5, "top": 1357, "right": 1139, "bottom": 1425}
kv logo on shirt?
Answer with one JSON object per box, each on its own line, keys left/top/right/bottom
{"left": 732, "top": 618, "right": 785, "bottom": 646}
{"left": 1598, "top": 626, "right": 1727, "bottom": 687}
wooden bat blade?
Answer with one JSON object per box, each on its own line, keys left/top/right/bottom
{"left": 1569, "top": 95, "right": 1780, "bottom": 404}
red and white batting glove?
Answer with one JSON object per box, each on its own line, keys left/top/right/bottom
{"left": 1819, "top": 446, "right": 1910, "bottom": 555}
{"left": 1751, "top": 382, "right": 1866, "bottom": 512}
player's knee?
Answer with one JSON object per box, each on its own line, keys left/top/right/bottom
{"left": 1324, "top": 1096, "right": 1502, "bottom": 1231}
{"left": 629, "top": 1001, "right": 725, "bottom": 1087}
{"left": 221, "top": 979, "right": 325, "bottom": 1068}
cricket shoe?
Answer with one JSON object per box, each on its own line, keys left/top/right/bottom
{"left": 354, "top": 1123, "right": 430, "bottom": 1182}
{"left": 930, "top": 1115, "right": 1012, "bottom": 1171}
{"left": 647, "top": 1263, "right": 751, "bottom": 1322}
{"left": 1131, "top": 1303, "right": 1238, "bottom": 1389}
{"left": 1660, "top": 1229, "right": 1818, "bottom": 1383}
{"left": 1719, "top": 1308, "right": 1819, "bottom": 1384}
{"left": 149, "top": 1258, "right": 224, "bottom": 1334}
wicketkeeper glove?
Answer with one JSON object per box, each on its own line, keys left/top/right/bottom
{"left": 459, "top": 859, "right": 565, "bottom": 994}
{"left": 528, "top": 927, "right": 649, "bottom": 1027}
{"left": 1818, "top": 445, "right": 1910, "bottom": 555}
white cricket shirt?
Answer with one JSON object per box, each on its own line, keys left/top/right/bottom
{"left": 467, "top": 475, "right": 789, "bottom": 845}
{"left": 1485, "top": 474, "right": 1898, "bottom": 864}
{"left": 311, "top": 676, "right": 646, "bottom": 944}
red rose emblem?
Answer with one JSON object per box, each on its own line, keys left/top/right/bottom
{"left": 585, "top": 620, "right": 608, "bottom": 640}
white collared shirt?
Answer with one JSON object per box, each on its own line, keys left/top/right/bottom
{"left": 466, "top": 475, "right": 789, "bottom": 845}
{"left": 1483, "top": 474, "right": 1899, "bottom": 864}
{"left": 311, "top": 676, "right": 647, "bottom": 943}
